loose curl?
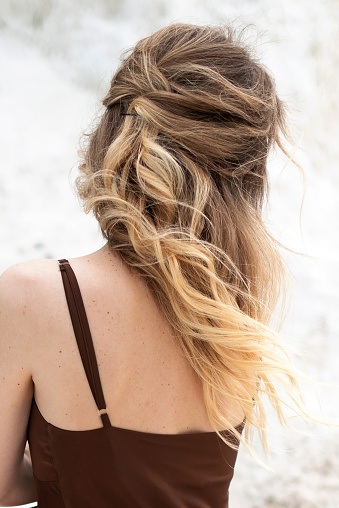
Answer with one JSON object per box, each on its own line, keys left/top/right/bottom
{"left": 76, "top": 23, "right": 307, "bottom": 455}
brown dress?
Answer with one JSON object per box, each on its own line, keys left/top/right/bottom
{"left": 27, "top": 259, "right": 243, "bottom": 507}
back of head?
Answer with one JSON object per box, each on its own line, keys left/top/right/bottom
{"left": 77, "top": 23, "right": 299, "bottom": 454}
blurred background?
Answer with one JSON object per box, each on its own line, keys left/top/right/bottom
{"left": 0, "top": 0, "right": 338, "bottom": 506}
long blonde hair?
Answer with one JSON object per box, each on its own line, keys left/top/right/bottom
{"left": 76, "top": 23, "right": 307, "bottom": 454}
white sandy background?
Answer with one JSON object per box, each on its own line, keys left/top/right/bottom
{"left": 0, "top": 1, "right": 338, "bottom": 507}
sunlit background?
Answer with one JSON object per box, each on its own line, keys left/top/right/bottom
{"left": 0, "top": 0, "right": 338, "bottom": 506}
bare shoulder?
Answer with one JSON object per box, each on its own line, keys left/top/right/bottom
{"left": 0, "top": 259, "right": 63, "bottom": 337}
{"left": 0, "top": 259, "right": 61, "bottom": 305}
{"left": 1, "top": 258, "right": 60, "bottom": 280}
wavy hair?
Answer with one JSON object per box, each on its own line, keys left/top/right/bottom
{"left": 76, "top": 23, "right": 308, "bottom": 455}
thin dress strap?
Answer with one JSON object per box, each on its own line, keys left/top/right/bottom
{"left": 58, "top": 259, "right": 111, "bottom": 428}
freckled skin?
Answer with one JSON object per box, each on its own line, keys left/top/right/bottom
{"left": 10, "top": 246, "right": 243, "bottom": 436}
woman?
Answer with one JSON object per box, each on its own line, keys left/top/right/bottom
{"left": 0, "top": 23, "right": 309, "bottom": 507}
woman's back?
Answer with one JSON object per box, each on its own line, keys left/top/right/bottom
{"left": 29, "top": 245, "right": 243, "bottom": 435}
{"left": 25, "top": 247, "right": 244, "bottom": 507}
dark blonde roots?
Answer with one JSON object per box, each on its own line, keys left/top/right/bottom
{"left": 76, "top": 23, "right": 306, "bottom": 455}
